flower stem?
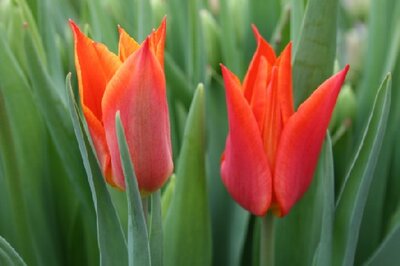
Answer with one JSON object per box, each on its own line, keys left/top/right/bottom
{"left": 142, "top": 197, "right": 149, "bottom": 225}
{"left": 260, "top": 213, "right": 275, "bottom": 266}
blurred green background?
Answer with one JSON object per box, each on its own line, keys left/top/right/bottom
{"left": 0, "top": 0, "right": 399, "bottom": 265}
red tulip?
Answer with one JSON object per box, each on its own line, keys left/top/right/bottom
{"left": 70, "top": 18, "right": 173, "bottom": 194}
{"left": 220, "top": 26, "right": 349, "bottom": 216}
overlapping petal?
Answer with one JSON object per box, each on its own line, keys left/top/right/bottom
{"left": 274, "top": 65, "right": 349, "bottom": 216}
{"left": 71, "top": 19, "right": 172, "bottom": 193}
{"left": 220, "top": 25, "right": 349, "bottom": 217}
{"left": 102, "top": 38, "right": 173, "bottom": 193}
{"left": 220, "top": 65, "right": 272, "bottom": 216}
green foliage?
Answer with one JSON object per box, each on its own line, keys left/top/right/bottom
{"left": 0, "top": 0, "right": 399, "bottom": 265}
{"left": 164, "top": 84, "right": 212, "bottom": 266}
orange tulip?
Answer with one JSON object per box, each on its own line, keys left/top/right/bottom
{"left": 70, "top": 18, "right": 173, "bottom": 194}
{"left": 220, "top": 26, "right": 349, "bottom": 216}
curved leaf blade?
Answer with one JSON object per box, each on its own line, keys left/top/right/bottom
{"left": 115, "top": 113, "right": 151, "bottom": 266}
{"left": 66, "top": 75, "right": 128, "bottom": 266}
{"left": 333, "top": 74, "right": 392, "bottom": 266}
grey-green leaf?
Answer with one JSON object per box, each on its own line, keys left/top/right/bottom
{"left": 164, "top": 84, "right": 212, "bottom": 266}
{"left": 292, "top": 0, "right": 339, "bottom": 105}
{"left": 0, "top": 236, "right": 26, "bottom": 266}
{"left": 66, "top": 75, "right": 128, "bottom": 266}
{"left": 115, "top": 113, "right": 151, "bottom": 266}
{"left": 333, "top": 74, "right": 392, "bottom": 266}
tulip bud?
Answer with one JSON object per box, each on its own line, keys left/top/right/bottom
{"left": 329, "top": 84, "right": 357, "bottom": 131}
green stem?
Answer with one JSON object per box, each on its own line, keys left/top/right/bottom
{"left": 260, "top": 213, "right": 275, "bottom": 266}
{"left": 142, "top": 197, "right": 149, "bottom": 226}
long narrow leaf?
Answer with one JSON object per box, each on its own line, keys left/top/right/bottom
{"left": 115, "top": 113, "right": 151, "bottom": 266}
{"left": 66, "top": 75, "right": 128, "bottom": 266}
{"left": 292, "top": 0, "right": 339, "bottom": 105}
{"left": 333, "top": 74, "right": 392, "bottom": 266}
{"left": 0, "top": 236, "right": 26, "bottom": 266}
{"left": 164, "top": 84, "right": 212, "bottom": 266}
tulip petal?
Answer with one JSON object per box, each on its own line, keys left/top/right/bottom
{"left": 262, "top": 67, "right": 283, "bottom": 167}
{"left": 118, "top": 26, "right": 140, "bottom": 62}
{"left": 82, "top": 106, "right": 114, "bottom": 186}
{"left": 70, "top": 20, "right": 121, "bottom": 121}
{"left": 242, "top": 25, "right": 276, "bottom": 101}
{"left": 220, "top": 64, "right": 272, "bottom": 216}
{"left": 149, "top": 17, "right": 166, "bottom": 67}
{"left": 102, "top": 38, "right": 173, "bottom": 192}
{"left": 274, "top": 65, "right": 349, "bottom": 216}
{"left": 276, "top": 42, "right": 294, "bottom": 123}
{"left": 249, "top": 56, "right": 271, "bottom": 132}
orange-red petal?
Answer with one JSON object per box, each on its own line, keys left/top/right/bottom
{"left": 82, "top": 106, "right": 114, "bottom": 186}
{"left": 274, "top": 65, "right": 349, "bottom": 216}
{"left": 276, "top": 42, "right": 294, "bottom": 123}
{"left": 69, "top": 20, "right": 121, "bottom": 121}
{"left": 220, "top": 64, "right": 272, "bottom": 216}
{"left": 118, "top": 26, "right": 140, "bottom": 62}
{"left": 148, "top": 17, "right": 166, "bottom": 67}
{"left": 249, "top": 56, "right": 270, "bottom": 132}
{"left": 262, "top": 67, "right": 283, "bottom": 168}
{"left": 102, "top": 38, "right": 173, "bottom": 192}
{"left": 242, "top": 25, "right": 276, "bottom": 102}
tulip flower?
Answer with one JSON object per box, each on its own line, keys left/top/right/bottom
{"left": 220, "top": 26, "right": 349, "bottom": 217}
{"left": 70, "top": 18, "right": 173, "bottom": 194}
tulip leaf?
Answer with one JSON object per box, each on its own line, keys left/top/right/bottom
{"left": 23, "top": 27, "right": 93, "bottom": 211}
{"left": 333, "top": 74, "right": 392, "bottom": 266}
{"left": 292, "top": 0, "right": 339, "bottom": 105}
{"left": 150, "top": 190, "right": 163, "bottom": 266}
{"left": 164, "top": 84, "right": 212, "bottom": 266}
{"left": 290, "top": 0, "right": 305, "bottom": 51}
{"left": 66, "top": 75, "right": 128, "bottom": 266}
{"left": 0, "top": 235, "right": 26, "bottom": 266}
{"left": 115, "top": 113, "right": 151, "bottom": 266}
{"left": 0, "top": 32, "right": 51, "bottom": 265}
{"left": 312, "top": 135, "right": 335, "bottom": 266}
{"left": 364, "top": 207, "right": 400, "bottom": 265}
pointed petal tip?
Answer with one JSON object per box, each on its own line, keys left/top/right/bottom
{"left": 68, "top": 19, "right": 79, "bottom": 34}
{"left": 251, "top": 24, "right": 261, "bottom": 40}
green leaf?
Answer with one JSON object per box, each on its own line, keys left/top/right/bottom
{"left": 0, "top": 236, "right": 26, "bottom": 266}
{"left": 66, "top": 75, "right": 128, "bottom": 266}
{"left": 23, "top": 26, "right": 92, "bottom": 211}
{"left": 364, "top": 206, "right": 400, "bottom": 265}
{"left": 290, "top": 0, "right": 305, "bottom": 51}
{"left": 333, "top": 74, "right": 392, "bottom": 266}
{"left": 161, "top": 175, "right": 176, "bottom": 221}
{"left": 164, "top": 84, "right": 212, "bottom": 266}
{"left": 115, "top": 113, "right": 151, "bottom": 266}
{"left": 0, "top": 31, "right": 50, "bottom": 265}
{"left": 312, "top": 135, "right": 335, "bottom": 266}
{"left": 292, "top": 0, "right": 339, "bottom": 105}
{"left": 150, "top": 190, "right": 163, "bottom": 266}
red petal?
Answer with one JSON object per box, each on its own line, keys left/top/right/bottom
{"left": 102, "top": 38, "right": 173, "bottom": 192}
{"left": 118, "top": 26, "right": 140, "bottom": 62}
{"left": 249, "top": 56, "right": 271, "bottom": 132}
{"left": 148, "top": 17, "right": 166, "bottom": 68}
{"left": 242, "top": 25, "right": 276, "bottom": 102}
{"left": 276, "top": 42, "right": 294, "bottom": 123}
{"left": 220, "top": 64, "right": 272, "bottom": 216}
{"left": 69, "top": 20, "right": 121, "bottom": 121}
{"left": 82, "top": 106, "right": 114, "bottom": 186}
{"left": 262, "top": 67, "right": 283, "bottom": 168}
{"left": 274, "top": 65, "right": 349, "bottom": 216}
